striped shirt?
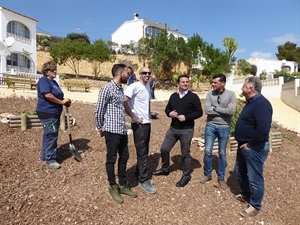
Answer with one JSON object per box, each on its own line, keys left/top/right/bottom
{"left": 94, "top": 80, "right": 127, "bottom": 135}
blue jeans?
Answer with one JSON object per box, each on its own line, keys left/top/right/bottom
{"left": 204, "top": 124, "right": 230, "bottom": 180}
{"left": 160, "top": 126, "right": 194, "bottom": 177}
{"left": 39, "top": 117, "right": 60, "bottom": 161}
{"left": 104, "top": 132, "right": 129, "bottom": 186}
{"left": 131, "top": 123, "right": 151, "bottom": 183}
{"left": 234, "top": 141, "right": 269, "bottom": 211}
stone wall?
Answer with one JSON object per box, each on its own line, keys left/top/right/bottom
{"left": 37, "top": 51, "right": 143, "bottom": 77}
{"left": 37, "top": 51, "right": 187, "bottom": 78}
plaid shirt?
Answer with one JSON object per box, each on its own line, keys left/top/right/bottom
{"left": 94, "top": 80, "right": 127, "bottom": 135}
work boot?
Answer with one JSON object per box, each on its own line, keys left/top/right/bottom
{"left": 119, "top": 185, "right": 137, "bottom": 198}
{"left": 199, "top": 176, "right": 212, "bottom": 184}
{"left": 218, "top": 179, "right": 229, "bottom": 190}
{"left": 108, "top": 185, "right": 123, "bottom": 204}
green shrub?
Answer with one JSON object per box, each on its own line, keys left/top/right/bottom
{"left": 230, "top": 97, "right": 246, "bottom": 136}
{"left": 59, "top": 73, "right": 68, "bottom": 80}
{"left": 172, "top": 74, "right": 180, "bottom": 84}
{"left": 259, "top": 71, "right": 267, "bottom": 80}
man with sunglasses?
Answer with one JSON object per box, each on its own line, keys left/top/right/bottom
{"left": 199, "top": 73, "right": 236, "bottom": 189}
{"left": 124, "top": 67, "right": 157, "bottom": 194}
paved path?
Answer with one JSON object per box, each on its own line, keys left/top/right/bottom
{"left": 1, "top": 86, "right": 299, "bottom": 135}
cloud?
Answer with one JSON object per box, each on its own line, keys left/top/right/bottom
{"left": 250, "top": 52, "right": 275, "bottom": 59}
{"left": 268, "top": 33, "right": 299, "bottom": 45}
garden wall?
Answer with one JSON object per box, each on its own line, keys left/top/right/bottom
{"left": 281, "top": 79, "right": 300, "bottom": 112}
{"left": 36, "top": 51, "right": 188, "bottom": 77}
{"left": 36, "top": 51, "right": 143, "bottom": 77}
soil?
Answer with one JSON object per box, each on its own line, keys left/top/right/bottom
{"left": 0, "top": 96, "right": 299, "bottom": 225}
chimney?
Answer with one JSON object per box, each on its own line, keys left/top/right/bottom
{"left": 133, "top": 13, "right": 139, "bottom": 20}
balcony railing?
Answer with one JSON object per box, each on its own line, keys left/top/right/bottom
{"left": 7, "top": 65, "right": 34, "bottom": 73}
{"left": 7, "top": 32, "right": 31, "bottom": 45}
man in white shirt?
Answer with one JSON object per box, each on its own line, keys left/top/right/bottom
{"left": 124, "top": 67, "right": 157, "bottom": 194}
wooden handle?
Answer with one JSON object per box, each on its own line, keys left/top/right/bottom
{"left": 65, "top": 106, "right": 71, "bottom": 135}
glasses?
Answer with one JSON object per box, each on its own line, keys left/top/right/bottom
{"left": 141, "top": 71, "right": 151, "bottom": 75}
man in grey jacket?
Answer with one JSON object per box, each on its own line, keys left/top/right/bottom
{"left": 199, "top": 73, "right": 236, "bottom": 189}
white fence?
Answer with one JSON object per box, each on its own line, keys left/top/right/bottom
{"left": 228, "top": 77, "right": 284, "bottom": 99}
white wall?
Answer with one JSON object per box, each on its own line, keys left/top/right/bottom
{"left": 228, "top": 76, "right": 284, "bottom": 99}
{"left": 111, "top": 15, "right": 188, "bottom": 49}
{"left": 0, "top": 7, "right": 37, "bottom": 74}
{"left": 247, "top": 58, "right": 298, "bottom": 76}
{"left": 112, "top": 20, "right": 144, "bottom": 45}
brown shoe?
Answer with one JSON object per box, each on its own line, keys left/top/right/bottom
{"left": 218, "top": 179, "right": 228, "bottom": 190}
{"left": 240, "top": 205, "right": 259, "bottom": 217}
{"left": 233, "top": 194, "right": 248, "bottom": 203}
{"left": 199, "top": 176, "right": 212, "bottom": 184}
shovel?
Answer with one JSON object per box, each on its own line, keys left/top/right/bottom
{"left": 65, "top": 106, "right": 82, "bottom": 162}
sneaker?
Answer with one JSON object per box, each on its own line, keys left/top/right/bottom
{"left": 108, "top": 185, "right": 123, "bottom": 204}
{"left": 139, "top": 180, "right": 157, "bottom": 194}
{"left": 119, "top": 185, "right": 137, "bottom": 198}
{"left": 240, "top": 205, "right": 259, "bottom": 218}
{"left": 199, "top": 176, "right": 212, "bottom": 184}
{"left": 233, "top": 194, "right": 248, "bottom": 203}
{"left": 218, "top": 179, "right": 228, "bottom": 190}
{"left": 46, "top": 160, "right": 61, "bottom": 169}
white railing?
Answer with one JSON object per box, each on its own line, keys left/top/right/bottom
{"left": 14, "top": 72, "right": 43, "bottom": 80}
{"left": 233, "top": 77, "right": 279, "bottom": 87}
{"left": 7, "top": 65, "right": 34, "bottom": 73}
{"left": 262, "top": 78, "right": 279, "bottom": 86}
{"left": 0, "top": 71, "right": 42, "bottom": 84}
{"left": 7, "top": 32, "right": 31, "bottom": 45}
{"left": 232, "top": 77, "right": 245, "bottom": 84}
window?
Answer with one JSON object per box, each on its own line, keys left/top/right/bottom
{"left": 7, "top": 53, "right": 31, "bottom": 69}
{"left": 7, "top": 21, "right": 30, "bottom": 39}
{"left": 145, "top": 26, "right": 163, "bottom": 38}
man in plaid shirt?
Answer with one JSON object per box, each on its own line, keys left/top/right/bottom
{"left": 94, "top": 64, "right": 137, "bottom": 204}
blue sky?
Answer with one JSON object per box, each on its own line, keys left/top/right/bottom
{"left": 2, "top": 0, "right": 299, "bottom": 60}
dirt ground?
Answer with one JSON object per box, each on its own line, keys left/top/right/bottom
{"left": 0, "top": 96, "right": 300, "bottom": 225}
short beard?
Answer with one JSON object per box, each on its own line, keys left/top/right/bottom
{"left": 121, "top": 76, "right": 128, "bottom": 84}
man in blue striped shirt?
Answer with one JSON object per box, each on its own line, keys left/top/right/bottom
{"left": 94, "top": 64, "right": 137, "bottom": 204}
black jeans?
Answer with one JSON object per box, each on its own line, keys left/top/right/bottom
{"left": 104, "top": 132, "right": 129, "bottom": 186}
{"left": 160, "top": 126, "right": 194, "bottom": 177}
{"left": 131, "top": 123, "right": 151, "bottom": 183}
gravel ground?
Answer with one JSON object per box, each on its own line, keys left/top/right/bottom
{"left": 0, "top": 95, "right": 300, "bottom": 225}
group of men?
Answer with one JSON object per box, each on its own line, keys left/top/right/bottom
{"left": 94, "top": 64, "right": 273, "bottom": 218}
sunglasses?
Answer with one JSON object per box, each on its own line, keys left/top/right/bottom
{"left": 141, "top": 71, "right": 151, "bottom": 75}
{"left": 217, "top": 95, "right": 220, "bottom": 104}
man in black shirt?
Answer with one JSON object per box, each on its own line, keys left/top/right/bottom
{"left": 152, "top": 75, "right": 203, "bottom": 187}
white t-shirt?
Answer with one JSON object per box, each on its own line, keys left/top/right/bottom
{"left": 124, "top": 82, "right": 151, "bottom": 124}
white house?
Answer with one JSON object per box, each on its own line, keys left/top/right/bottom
{"left": 247, "top": 58, "right": 299, "bottom": 76}
{"left": 111, "top": 13, "right": 188, "bottom": 51}
{"left": 0, "top": 6, "right": 38, "bottom": 74}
